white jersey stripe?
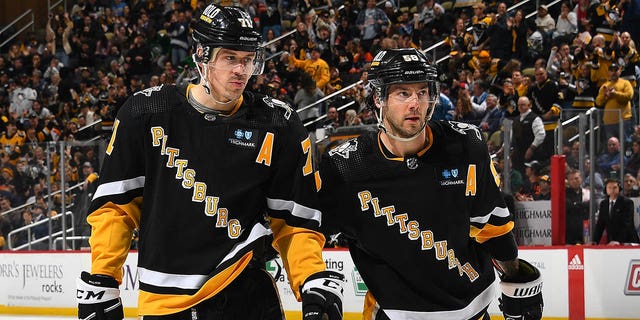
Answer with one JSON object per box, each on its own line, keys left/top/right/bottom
{"left": 469, "top": 206, "right": 510, "bottom": 224}
{"left": 92, "top": 176, "right": 146, "bottom": 201}
{"left": 138, "top": 267, "right": 208, "bottom": 290}
{"left": 266, "top": 198, "right": 322, "bottom": 224}
{"left": 138, "top": 222, "right": 272, "bottom": 290}
{"left": 382, "top": 284, "right": 495, "bottom": 319}
{"left": 216, "top": 222, "right": 272, "bottom": 269}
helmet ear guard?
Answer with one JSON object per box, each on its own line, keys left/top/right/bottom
{"left": 375, "top": 95, "right": 384, "bottom": 108}
{"left": 369, "top": 84, "right": 384, "bottom": 109}
{"left": 194, "top": 43, "right": 212, "bottom": 64}
{"left": 252, "top": 47, "right": 266, "bottom": 75}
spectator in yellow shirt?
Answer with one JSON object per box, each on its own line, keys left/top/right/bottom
{"left": 596, "top": 63, "right": 634, "bottom": 142}
{"left": 0, "top": 121, "right": 25, "bottom": 154}
{"left": 288, "top": 46, "right": 331, "bottom": 91}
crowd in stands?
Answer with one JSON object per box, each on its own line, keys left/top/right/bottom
{"left": 2, "top": 0, "right": 640, "bottom": 249}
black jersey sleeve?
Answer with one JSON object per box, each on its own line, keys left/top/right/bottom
{"left": 317, "top": 148, "right": 347, "bottom": 237}
{"left": 262, "top": 99, "right": 322, "bottom": 230}
{"left": 482, "top": 230, "right": 518, "bottom": 261}
{"left": 465, "top": 126, "right": 515, "bottom": 251}
{"left": 87, "top": 95, "right": 146, "bottom": 282}
{"left": 261, "top": 99, "right": 326, "bottom": 299}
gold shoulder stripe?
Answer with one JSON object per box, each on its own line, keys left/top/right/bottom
{"left": 470, "top": 221, "right": 514, "bottom": 244}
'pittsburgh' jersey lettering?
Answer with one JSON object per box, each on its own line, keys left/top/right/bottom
{"left": 150, "top": 126, "right": 241, "bottom": 239}
{"left": 357, "top": 190, "right": 479, "bottom": 282}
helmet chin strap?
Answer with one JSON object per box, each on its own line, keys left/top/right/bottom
{"left": 378, "top": 121, "right": 427, "bottom": 142}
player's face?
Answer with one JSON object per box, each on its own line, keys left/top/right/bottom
{"left": 206, "top": 48, "right": 255, "bottom": 101}
{"left": 382, "top": 82, "right": 432, "bottom": 139}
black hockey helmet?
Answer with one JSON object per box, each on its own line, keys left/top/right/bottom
{"left": 367, "top": 48, "right": 440, "bottom": 141}
{"left": 368, "top": 48, "right": 439, "bottom": 115}
{"left": 192, "top": 4, "right": 265, "bottom": 75}
{"left": 368, "top": 48, "right": 438, "bottom": 96}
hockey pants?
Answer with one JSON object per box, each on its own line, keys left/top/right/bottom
{"left": 142, "top": 267, "right": 284, "bottom": 320}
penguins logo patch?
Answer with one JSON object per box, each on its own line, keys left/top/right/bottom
{"left": 134, "top": 85, "right": 163, "bottom": 97}
{"left": 263, "top": 96, "right": 293, "bottom": 120}
{"left": 329, "top": 139, "right": 358, "bottom": 159}
{"left": 448, "top": 121, "right": 482, "bottom": 141}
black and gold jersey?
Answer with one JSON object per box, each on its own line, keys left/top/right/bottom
{"left": 0, "top": 130, "right": 25, "bottom": 151}
{"left": 319, "top": 121, "right": 516, "bottom": 319}
{"left": 88, "top": 84, "right": 326, "bottom": 315}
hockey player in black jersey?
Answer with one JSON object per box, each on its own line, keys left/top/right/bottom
{"left": 76, "top": 4, "right": 344, "bottom": 320}
{"left": 318, "top": 48, "right": 543, "bottom": 320}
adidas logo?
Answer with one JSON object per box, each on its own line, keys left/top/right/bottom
{"left": 568, "top": 254, "right": 584, "bottom": 270}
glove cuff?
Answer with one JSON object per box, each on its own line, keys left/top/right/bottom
{"left": 77, "top": 272, "right": 121, "bottom": 304}
{"left": 301, "top": 270, "right": 345, "bottom": 300}
{"left": 500, "top": 276, "right": 543, "bottom": 298}
{"left": 500, "top": 259, "right": 543, "bottom": 299}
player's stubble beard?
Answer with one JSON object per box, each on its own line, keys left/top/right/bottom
{"left": 382, "top": 104, "right": 427, "bottom": 139}
{"left": 207, "top": 67, "right": 248, "bottom": 107}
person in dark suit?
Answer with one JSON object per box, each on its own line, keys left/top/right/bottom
{"left": 565, "top": 169, "right": 589, "bottom": 244}
{"left": 593, "top": 178, "right": 640, "bottom": 245}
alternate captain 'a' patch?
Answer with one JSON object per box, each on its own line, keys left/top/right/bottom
{"left": 227, "top": 126, "right": 259, "bottom": 149}
{"left": 329, "top": 138, "right": 358, "bottom": 159}
{"left": 435, "top": 166, "right": 466, "bottom": 187}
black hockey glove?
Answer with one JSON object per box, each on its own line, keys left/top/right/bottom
{"left": 77, "top": 271, "right": 123, "bottom": 320}
{"left": 498, "top": 259, "right": 544, "bottom": 320}
{"left": 301, "top": 270, "right": 345, "bottom": 320}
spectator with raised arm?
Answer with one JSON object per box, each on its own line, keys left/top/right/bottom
{"left": 46, "top": 12, "right": 73, "bottom": 68}
{"left": 553, "top": 2, "right": 578, "bottom": 42}
{"left": 165, "top": 9, "right": 190, "bottom": 67}
{"left": 288, "top": 46, "right": 331, "bottom": 92}
{"left": 356, "top": 0, "right": 390, "bottom": 49}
